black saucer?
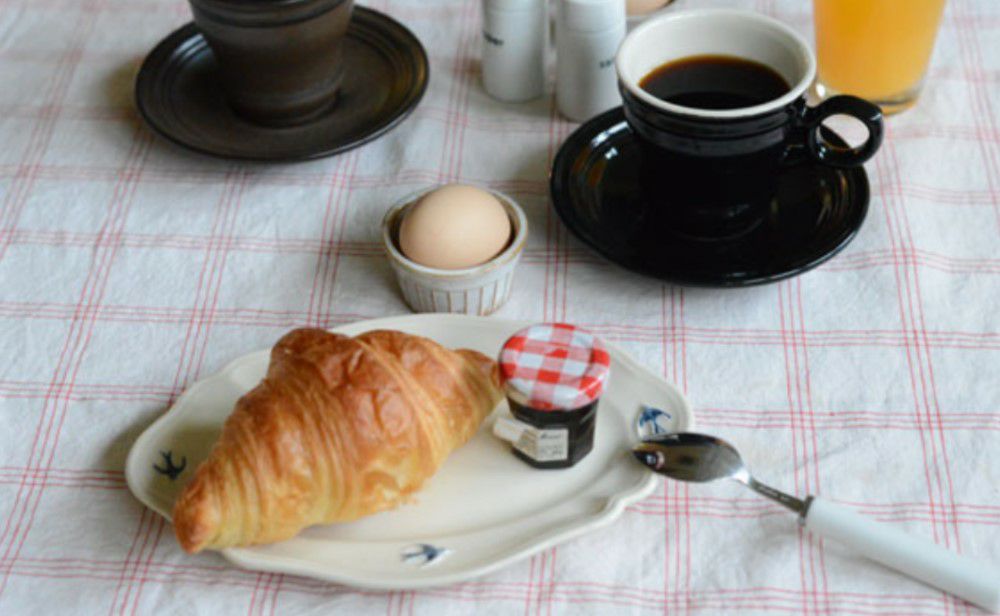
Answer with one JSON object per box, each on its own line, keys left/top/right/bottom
{"left": 550, "top": 108, "right": 870, "bottom": 287}
{"left": 135, "top": 7, "right": 428, "bottom": 161}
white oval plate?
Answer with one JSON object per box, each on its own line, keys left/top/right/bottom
{"left": 125, "top": 314, "right": 692, "bottom": 589}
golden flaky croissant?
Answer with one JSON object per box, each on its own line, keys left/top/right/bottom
{"left": 172, "top": 328, "right": 502, "bottom": 553}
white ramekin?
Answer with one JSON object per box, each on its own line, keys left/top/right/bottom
{"left": 381, "top": 187, "right": 529, "bottom": 316}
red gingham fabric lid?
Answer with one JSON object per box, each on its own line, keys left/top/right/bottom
{"left": 499, "top": 323, "right": 611, "bottom": 411}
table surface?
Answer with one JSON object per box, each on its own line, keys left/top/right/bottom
{"left": 1, "top": 0, "right": 998, "bottom": 614}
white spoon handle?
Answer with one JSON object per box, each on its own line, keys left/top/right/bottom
{"left": 803, "top": 497, "right": 1000, "bottom": 613}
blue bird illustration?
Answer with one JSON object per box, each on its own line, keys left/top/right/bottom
{"left": 152, "top": 450, "right": 187, "bottom": 480}
{"left": 637, "top": 406, "right": 672, "bottom": 439}
{"left": 401, "top": 544, "right": 450, "bottom": 567}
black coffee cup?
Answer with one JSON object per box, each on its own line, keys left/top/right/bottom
{"left": 615, "top": 9, "right": 884, "bottom": 238}
{"left": 188, "top": 0, "right": 355, "bottom": 127}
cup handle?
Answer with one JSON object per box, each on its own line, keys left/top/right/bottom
{"left": 799, "top": 95, "right": 884, "bottom": 168}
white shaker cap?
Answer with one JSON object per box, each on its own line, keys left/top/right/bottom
{"left": 559, "top": 0, "right": 626, "bottom": 32}
{"left": 486, "top": 0, "right": 545, "bottom": 11}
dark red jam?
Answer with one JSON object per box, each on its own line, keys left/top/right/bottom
{"left": 507, "top": 397, "right": 599, "bottom": 469}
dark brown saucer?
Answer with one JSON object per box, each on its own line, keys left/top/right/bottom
{"left": 550, "top": 108, "right": 870, "bottom": 287}
{"left": 135, "top": 7, "right": 428, "bottom": 161}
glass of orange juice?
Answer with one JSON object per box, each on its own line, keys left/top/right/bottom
{"left": 813, "top": 0, "right": 946, "bottom": 114}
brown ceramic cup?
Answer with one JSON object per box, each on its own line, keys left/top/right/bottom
{"left": 187, "top": 0, "right": 355, "bottom": 126}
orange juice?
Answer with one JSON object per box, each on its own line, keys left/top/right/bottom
{"left": 814, "top": 0, "right": 945, "bottom": 110}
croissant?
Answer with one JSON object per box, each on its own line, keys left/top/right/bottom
{"left": 172, "top": 327, "right": 502, "bottom": 553}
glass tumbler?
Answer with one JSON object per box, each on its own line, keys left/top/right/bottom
{"left": 813, "top": 0, "right": 947, "bottom": 114}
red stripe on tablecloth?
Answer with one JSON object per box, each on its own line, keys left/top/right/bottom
{"left": 117, "top": 169, "right": 239, "bottom": 615}
{"left": 0, "top": 0, "right": 105, "bottom": 572}
{"left": 786, "top": 283, "right": 811, "bottom": 613}
{"left": 889, "top": 122, "right": 967, "bottom": 549}
{"left": 790, "top": 281, "right": 817, "bottom": 615}
{"left": 165, "top": 168, "right": 239, "bottom": 399}
{"left": 184, "top": 171, "right": 250, "bottom": 386}
{"left": 126, "top": 168, "right": 252, "bottom": 615}
{"left": 108, "top": 508, "right": 154, "bottom": 616}
{"left": 9, "top": 542, "right": 1000, "bottom": 590}
{"left": 0, "top": 467, "right": 124, "bottom": 479}
{"left": 680, "top": 289, "right": 691, "bottom": 616}
{"left": 4, "top": 128, "right": 152, "bottom": 595}
{"left": 675, "top": 286, "right": 688, "bottom": 615}
{"left": 878, "top": 122, "right": 959, "bottom": 614}
{"left": 0, "top": 559, "right": 967, "bottom": 615}
{"left": 444, "top": 2, "right": 478, "bottom": 186}
{"left": 127, "top": 513, "right": 167, "bottom": 616}
{"left": 0, "top": 303, "right": 382, "bottom": 329}
{"left": 619, "top": 499, "right": 989, "bottom": 526}
{"left": 536, "top": 549, "right": 548, "bottom": 616}
{"left": 24, "top": 127, "right": 156, "bottom": 614}
{"left": 0, "top": 66, "right": 152, "bottom": 600}
{"left": 246, "top": 571, "right": 266, "bottom": 616}
{"left": 112, "top": 163, "right": 243, "bottom": 614}
{"left": 773, "top": 282, "right": 804, "bottom": 615}
{"left": 305, "top": 153, "right": 351, "bottom": 328}
{"left": 10, "top": 229, "right": 1000, "bottom": 273}
{"left": 889, "top": 120, "right": 969, "bottom": 615}
{"left": 436, "top": 0, "right": 476, "bottom": 187}
{"left": 384, "top": 587, "right": 396, "bottom": 616}
{"left": 8, "top": 299, "right": 1000, "bottom": 346}
{"left": 522, "top": 548, "right": 536, "bottom": 615}
{"left": 7, "top": 301, "right": 1000, "bottom": 349}
{"left": 930, "top": 65, "right": 1000, "bottom": 83}
{"left": 954, "top": 0, "right": 1000, "bottom": 233}
{"left": 659, "top": 286, "right": 671, "bottom": 615}
{"left": 799, "top": 278, "right": 833, "bottom": 614}
{"left": 187, "top": 172, "right": 254, "bottom": 383}
{"left": 116, "top": 511, "right": 162, "bottom": 615}
{"left": 262, "top": 572, "right": 283, "bottom": 616}
{"left": 317, "top": 152, "right": 363, "bottom": 330}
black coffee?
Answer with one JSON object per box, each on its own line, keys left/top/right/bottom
{"left": 639, "top": 55, "right": 790, "bottom": 110}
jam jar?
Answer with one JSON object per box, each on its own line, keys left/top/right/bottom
{"left": 493, "top": 323, "right": 611, "bottom": 469}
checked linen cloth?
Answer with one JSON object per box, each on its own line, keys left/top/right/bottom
{"left": 0, "top": 0, "right": 998, "bottom": 614}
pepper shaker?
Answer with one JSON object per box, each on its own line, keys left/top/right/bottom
{"left": 481, "top": 0, "right": 547, "bottom": 102}
{"left": 556, "top": 0, "right": 626, "bottom": 121}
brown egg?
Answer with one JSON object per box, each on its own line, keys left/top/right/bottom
{"left": 627, "top": 0, "right": 671, "bottom": 16}
{"left": 399, "top": 184, "right": 512, "bottom": 270}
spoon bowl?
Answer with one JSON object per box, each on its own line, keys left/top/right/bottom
{"left": 633, "top": 433, "right": 747, "bottom": 483}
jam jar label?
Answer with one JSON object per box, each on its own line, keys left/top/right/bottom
{"left": 512, "top": 425, "right": 569, "bottom": 462}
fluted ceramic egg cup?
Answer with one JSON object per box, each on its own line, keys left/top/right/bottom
{"left": 382, "top": 187, "right": 528, "bottom": 316}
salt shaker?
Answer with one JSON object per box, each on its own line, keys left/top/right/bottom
{"left": 556, "top": 0, "right": 626, "bottom": 121}
{"left": 481, "top": 0, "right": 547, "bottom": 102}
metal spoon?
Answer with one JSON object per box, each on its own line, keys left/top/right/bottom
{"left": 633, "top": 432, "right": 1000, "bottom": 613}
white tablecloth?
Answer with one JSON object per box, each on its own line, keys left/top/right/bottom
{"left": 0, "top": 0, "right": 998, "bottom": 614}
